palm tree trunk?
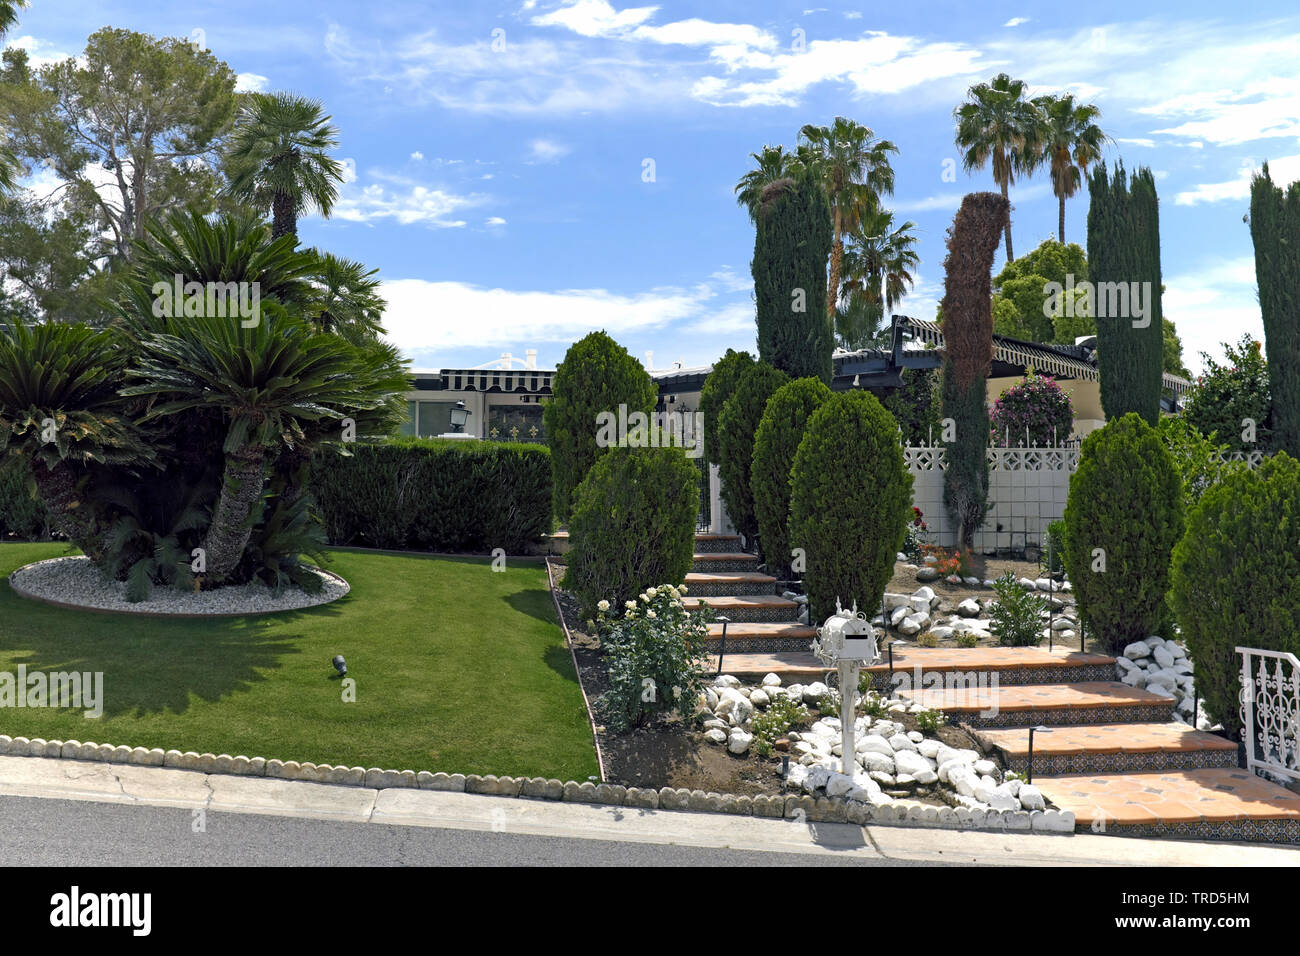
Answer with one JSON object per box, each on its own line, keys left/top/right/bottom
{"left": 201, "top": 443, "right": 268, "bottom": 584}
{"left": 30, "top": 462, "right": 107, "bottom": 564}
{"left": 827, "top": 205, "right": 843, "bottom": 318}
{"left": 1058, "top": 192, "right": 1066, "bottom": 244}
{"left": 1000, "top": 179, "right": 1014, "bottom": 262}
{"left": 271, "top": 191, "right": 297, "bottom": 240}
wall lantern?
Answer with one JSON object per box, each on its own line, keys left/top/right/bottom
{"left": 449, "top": 400, "right": 472, "bottom": 433}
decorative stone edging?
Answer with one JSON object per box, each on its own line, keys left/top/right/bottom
{"left": 0, "top": 733, "right": 1076, "bottom": 833}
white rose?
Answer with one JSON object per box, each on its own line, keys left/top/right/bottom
{"left": 625, "top": 600, "right": 637, "bottom": 610}
{"left": 647, "top": 610, "right": 657, "bottom": 619}
{"left": 597, "top": 600, "right": 610, "bottom": 612}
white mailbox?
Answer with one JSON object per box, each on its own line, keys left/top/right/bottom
{"left": 811, "top": 599, "right": 880, "bottom": 665}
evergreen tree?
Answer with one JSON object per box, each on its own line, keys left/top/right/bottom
{"left": 1087, "top": 162, "right": 1164, "bottom": 425}
{"left": 1248, "top": 163, "right": 1300, "bottom": 458}
{"left": 751, "top": 171, "right": 834, "bottom": 384}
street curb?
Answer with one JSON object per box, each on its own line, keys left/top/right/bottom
{"left": 0, "top": 733, "right": 1076, "bottom": 834}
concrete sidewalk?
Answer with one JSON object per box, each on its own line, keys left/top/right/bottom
{"left": 0, "top": 755, "right": 1295, "bottom": 866}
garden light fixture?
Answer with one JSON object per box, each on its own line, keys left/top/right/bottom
{"left": 332, "top": 655, "right": 347, "bottom": 677}
{"left": 1027, "top": 725, "right": 1050, "bottom": 783}
{"left": 449, "top": 400, "right": 471, "bottom": 433}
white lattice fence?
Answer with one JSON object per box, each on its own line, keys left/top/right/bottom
{"left": 1238, "top": 647, "right": 1300, "bottom": 783}
{"left": 907, "top": 445, "right": 1078, "bottom": 551}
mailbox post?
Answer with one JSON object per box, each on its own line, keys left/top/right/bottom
{"left": 811, "top": 599, "right": 881, "bottom": 776}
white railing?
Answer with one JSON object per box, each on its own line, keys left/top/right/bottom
{"left": 1237, "top": 647, "right": 1300, "bottom": 783}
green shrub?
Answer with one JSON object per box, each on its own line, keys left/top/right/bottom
{"left": 562, "top": 446, "right": 699, "bottom": 619}
{"left": 699, "top": 349, "right": 755, "bottom": 467}
{"left": 990, "top": 369, "right": 1074, "bottom": 447}
{"left": 1156, "top": 415, "right": 1238, "bottom": 512}
{"left": 717, "top": 362, "right": 790, "bottom": 549}
{"left": 1170, "top": 453, "right": 1300, "bottom": 737}
{"left": 0, "top": 455, "right": 48, "bottom": 540}
{"left": 595, "top": 584, "right": 711, "bottom": 734}
{"left": 752, "top": 695, "right": 811, "bottom": 756}
{"left": 956, "top": 632, "right": 980, "bottom": 648}
{"left": 990, "top": 571, "right": 1046, "bottom": 646}
{"left": 1181, "top": 335, "right": 1272, "bottom": 453}
{"left": 789, "top": 390, "right": 912, "bottom": 624}
{"left": 751, "top": 376, "right": 832, "bottom": 575}
{"left": 1062, "top": 413, "right": 1184, "bottom": 653}
{"left": 542, "top": 331, "right": 657, "bottom": 522}
{"left": 914, "top": 709, "right": 946, "bottom": 733}
{"left": 1042, "top": 519, "right": 1067, "bottom": 576}
{"left": 310, "top": 438, "right": 552, "bottom": 553}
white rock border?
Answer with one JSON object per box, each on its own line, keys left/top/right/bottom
{"left": 8, "top": 556, "right": 349, "bottom": 617}
{"left": 0, "top": 733, "right": 1075, "bottom": 834}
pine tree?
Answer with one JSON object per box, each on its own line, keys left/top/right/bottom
{"left": 1087, "top": 162, "right": 1164, "bottom": 425}
{"left": 751, "top": 172, "right": 834, "bottom": 384}
{"left": 1249, "top": 163, "right": 1300, "bottom": 458}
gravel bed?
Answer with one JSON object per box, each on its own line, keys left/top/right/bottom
{"left": 9, "top": 556, "right": 349, "bottom": 616}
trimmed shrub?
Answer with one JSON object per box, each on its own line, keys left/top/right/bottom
{"left": 699, "top": 349, "right": 754, "bottom": 467}
{"left": 751, "top": 376, "right": 832, "bottom": 575}
{"left": 543, "top": 330, "right": 657, "bottom": 522}
{"left": 752, "top": 171, "right": 834, "bottom": 383}
{"left": 989, "top": 368, "right": 1074, "bottom": 447}
{"left": 1170, "top": 453, "right": 1300, "bottom": 737}
{"left": 310, "top": 438, "right": 552, "bottom": 553}
{"left": 789, "top": 390, "right": 913, "bottom": 624}
{"left": 561, "top": 446, "right": 699, "bottom": 619}
{"left": 1249, "top": 164, "right": 1300, "bottom": 458}
{"left": 1062, "top": 413, "right": 1183, "bottom": 653}
{"left": 717, "top": 362, "right": 790, "bottom": 550}
{"left": 0, "top": 454, "right": 49, "bottom": 540}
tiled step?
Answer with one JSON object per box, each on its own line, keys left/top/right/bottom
{"left": 684, "top": 571, "right": 778, "bottom": 597}
{"left": 693, "top": 533, "right": 745, "bottom": 554}
{"left": 691, "top": 552, "right": 761, "bottom": 573}
{"left": 863, "top": 646, "right": 1117, "bottom": 692}
{"left": 704, "top": 620, "right": 818, "bottom": 653}
{"left": 894, "top": 681, "right": 1175, "bottom": 729}
{"left": 692, "top": 593, "right": 800, "bottom": 624}
{"left": 976, "top": 722, "right": 1240, "bottom": 775}
{"left": 706, "top": 651, "right": 827, "bottom": 682}
{"left": 1035, "top": 768, "right": 1300, "bottom": 843}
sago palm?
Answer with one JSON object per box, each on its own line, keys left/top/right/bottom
{"left": 1035, "top": 93, "right": 1109, "bottom": 243}
{"left": 799, "top": 117, "right": 898, "bottom": 317}
{"left": 954, "top": 73, "right": 1044, "bottom": 262}
{"left": 122, "top": 308, "right": 407, "bottom": 584}
{"left": 0, "top": 319, "right": 146, "bottom": 557}
{"left": 224, "top": 92, "right": 345, "bottom": 239}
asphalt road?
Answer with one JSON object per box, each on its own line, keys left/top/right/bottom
{"left": 0, "top": 794, "right": 931, "bottom": 867}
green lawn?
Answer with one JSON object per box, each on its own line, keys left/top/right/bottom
{"left": 0, "top": 543, "right": 598, "bottom": 780}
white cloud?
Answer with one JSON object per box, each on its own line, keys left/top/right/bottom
{"left": 531, "top": 0, "right": 658, "bottom": 37}
{"left": 331, "top": 172, "right": 490, "bottom": 227}
{"left": 1117, "top": 137, "right": 1156, "bottom": 148}
{"left": 485, "top": 216, "right": 507, "bottom": 226}
{"left": 410, "top": 151, "right": 425, "bottom": 161}
{"left": 4, "top": 35, "right": 74, "bottom": 68}
{"left": 1174, "top": 153, "right": 1300, "bottom": 206}
{"left": 235, "top": 72, "right": 268, "bottom": 92}
{"left": 1162, "top": 257, "right": 1261, "bottom": 374}
{"left": 527, "top": 138, "right": 571, "bottom": 163}
{"left": 380, "top": 279, "right": 708, "bottom": 352}
{"left": 895, "top": 193, "right": 964, "bottom": 213}
{"left": 1004, "top": 17, "right": 1030, "bottom": 27}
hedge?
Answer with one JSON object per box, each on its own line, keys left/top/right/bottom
{"left": 717, "top": 362, "right": 790, "bottom": 550}
{"left": 561, "top": 446, "right": 699, "bottom": 619}
{"left": 0, "top": 455, "right": 48, "bottom": 540}
{"left": 1170, "top": 453, "right": 1300, "bottom": 737}
{"left": 310, "top": 438, "right": 552, "bottom": 554}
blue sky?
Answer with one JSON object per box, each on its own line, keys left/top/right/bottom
{"left": 9, "top": 0, "right": 1299, "bottom": 374}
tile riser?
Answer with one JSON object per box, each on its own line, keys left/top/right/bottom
{"left": 691, "top": 557, "right": 761, "bottom": 573}
{"left": 692, "top": 537, "right": 745, "bottom": 554}
{"left": 706, "top": 635, "right": 816, "bottom": 654}
{"left": 1001, "top": 747, "right": 1239, "bottom": 776}
{"left": 687, "top": 580, "right": 779, "bottom": 597}
{"left": 867, "top": 663, "right": 1118, "bottom": 692}
{"left": 952, "top": 702, "right": 1175, "bottom": 730}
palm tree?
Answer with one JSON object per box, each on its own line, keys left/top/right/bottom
{"left": 224, "top": 92, "right": 345, "bottom": 240}
{"left": 0, "top": 1, "right": 26, "bottom": 36}
{"left": 308, "top": 251, "right": 386, "bottom": 344}
{"left": 954, "top": 73, "right": 1044, "bottom": 263}
{"left": 836, "top": 210, "right": 919, "bottom": 349}
{"left": 798, "top": 117, "right": 899, "bottom": 318}
{"left": 1035, "top": 93, "right": 1109, "bottom": 243}
{"left": 734, "top": 145, "right": 802, "bottom": 223}
{"left": 0, "top": 319, "right": 148, "bottom": 559}
{"left": 0, "top": 1, "right": 28, "bottom": 191}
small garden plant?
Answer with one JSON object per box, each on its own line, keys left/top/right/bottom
{"left": 595, "top": 584, "right": 712, "bottom": 734}
{"left": 914, "top": 709, "right": 946, "bottom": 734}
{"left": 752, "top": 695, "right": 811, "bottom": 757}
{"left": 990, "top": 571, "right": 1047, "bottom": 646}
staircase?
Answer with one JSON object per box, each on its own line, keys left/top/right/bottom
{"left": 866, "top": 646, "right": 1300, "bottom": 843}
{"left": 692, "top": 534, "right": 825, "bottom": 680}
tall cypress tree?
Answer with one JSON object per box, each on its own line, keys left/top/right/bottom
{"left": 940, "top": 192, "right": 1008, "bottom": 552}
{"left": 751, "top": 171, "right": 834, "bottom": 384}
{"left": 1087, "top": 162, "right": 1164, "bottom": 425}
{"left": 1249, "top": 163, "right": 1300, "bottom": 459}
